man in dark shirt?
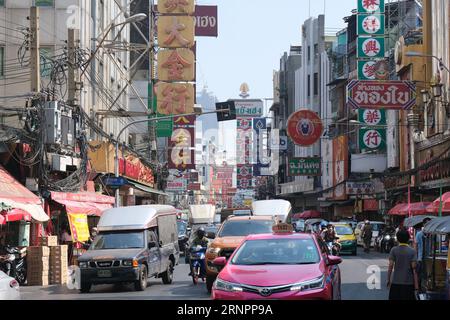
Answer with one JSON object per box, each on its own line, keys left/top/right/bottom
{"left": 361, "top": 221, "right": 373, "bottom": 253}
{"left": 387, "top": 229, "right": 419, "bottom": 300}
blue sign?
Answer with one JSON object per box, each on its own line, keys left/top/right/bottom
{"left": 103, "top": 177, "right": 128, "bottom": 188}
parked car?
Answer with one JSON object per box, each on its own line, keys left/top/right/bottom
{"left": 338, "top": 220, "right": 357, "bottom": 230}
{"left": 0, "top": 270, "right": 20, "bottom": 300}
{"left": 78, "top": 205, "right": 180, "bottom": 293}
{"left": 292, "top": 219, "right": 306, "bottom": 232}
{"left": 355, "top": 221, "right": 386, "bottom": 247}
{"left": 211, "top": 224, "right": 342, "bottom": 300}
{"left": 332, "top": 223, "right": 357, "bottom": 255}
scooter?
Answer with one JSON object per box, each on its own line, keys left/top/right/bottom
{"left": 0, "top": 246, "right": 27, "bottom": 285}
{"left": 189, "top": 245, "right": 207, "bottom": 285}
{"left": 327, "top": 240, "right": 341, "bottom": 256}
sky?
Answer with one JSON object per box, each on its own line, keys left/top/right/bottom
{"left": 195, "top": 0, "right": 356, "bottom": 103}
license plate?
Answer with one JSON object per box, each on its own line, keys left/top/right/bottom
{"left": 97, "top": 270, "right": 112, "bottom": 278}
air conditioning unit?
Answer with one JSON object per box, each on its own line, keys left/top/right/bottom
{"left": 26, "top": 178, "right": 39, "bottom": 192}
{"left": 51, "top": 154, "right": 81, "bottom": 172}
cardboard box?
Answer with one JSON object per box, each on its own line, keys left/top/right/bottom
{"left": 50, "top": 245, "right": 68, "bottom": 254}
{"left": 27, "top": 246, "right": 50, "bottom": 257}
{"left": 39, "top": 236, "right": 58, "bottom": 247}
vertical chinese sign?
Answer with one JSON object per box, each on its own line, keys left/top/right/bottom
{"left": 333, "top": 136, "right": 349, "bottom": 201}
{"left": 155, "top": 0, "right": 196, "bottom": 139}
{"left": 253, "top": 118, "right": 270, "bottom": 176}
{"left": 236, "top": 118, "right": 253, "bottom": 190}
{"left": 168, "top": 115, "right": 196, "bottom": 170}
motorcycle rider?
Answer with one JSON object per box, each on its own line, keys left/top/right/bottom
{"left": 323, "top": 224, "right": 341, "bottom": 255}
{"left": 188, "top": 227, "right": 209, "bottom": 276}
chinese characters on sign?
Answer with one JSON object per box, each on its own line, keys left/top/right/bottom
{"left": 237, "top": 118, "right": 254, "bottom": 189}
{"left": 168, "top": 116, "right": 196, "bottom": 170}
{"left": 359, "top": 109, "right": 386, "bottom": 125}
{"left": 158, "top": 49, "right": 195, "bottom": 82}
{"left": 158, "top": 16, "right": 195, "bottom": 48}
{"left": 357, "top": 14, "right": 385, "bottom": 36}
{"left": 346, "top": 182, "right": 376, "bottom": 195}
{"left": 357, "top": 37, "right": 385, "bottom": 59}
{"left": 333, "top": 136, "right": 349, "bottom": 201}
{"left": 358, "top": 0, "right": 385, "bottom": 13}
{"left": 156, "top": 82, "right": 195, "bottom": 115}
{"left": 360, "top": 128, "right": 386, "bottom": 151}
{"left": 158, "top": 0, "right": 195, "bottom": 14}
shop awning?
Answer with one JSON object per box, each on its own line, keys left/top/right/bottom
{"left": 127, "top": 180, "right": 169, "bottom": 197}
{"left": 423, "top": 216, "right": 450, "bottom": 235}
{"left": 1, "top": 209, "right": 32, "bottom": 223}
{"left": 426, "top": 192, "right": 450, "bottom": 214}
{"left": 403, "top": 215, "right": 436, "bottom": 228}
{"left": 50, "top": 192, "right": 114, "bottom": 217}
{"left": 389, "top": 202, "right": 434, "bottom": 216}
{"left": 299, "top": 210, "right": 321, "bottom": 219}
{"left": 0, "top": 165, "right": 49, "bottom": 222}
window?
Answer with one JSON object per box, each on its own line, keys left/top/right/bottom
{"left": 314, "top": 72, "right": 319, "bottom": 95}
{"left": 307, "top": 46, "right": 311, "bottom": 61}
{"left": 307, "top": 75, "right": 311, "bottom": 97}
{"left": 314, "top": 44, "right": 319, "bottom": 58}
{"left": 0, "top": 0, "right": 4, "bottom": 7}
{"left": 0, "top": 47, "right": 4, "bottom": 78}
{"left": 36, "top": 0, "right": 54, "bottom": 6}
{"left": 39, "top": 47, "right": 54, "bottom": 78}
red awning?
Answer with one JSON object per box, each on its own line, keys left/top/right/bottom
{"left": 0, "top": 214, "right": 5, "bottom": 225}
{"left": 426, "top": 192, "right": 450, "bottom": 215}
{"left": 389, "top": 202, "right": 434, "bottom": 216}
{"left": 2, "top": 209, "right": 32, "bottom": 223}
{"left": 0, "top": 166, "right": 49, "bottom": 222}
{"left": 299, "top": 210, "right": 321, "bottom": 219}
{"left": 292, "top": 213, "right": 303, "bottom": 220}
{"left": 50, "top": 192, "right": 114, "bottom": 217}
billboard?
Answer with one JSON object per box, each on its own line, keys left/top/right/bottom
{"left": 195, "top": 5, "right": 218, "bottom": 37}
{"left": 233, "top": 100, "right": 264, "bottom": 118}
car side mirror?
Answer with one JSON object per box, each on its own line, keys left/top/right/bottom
{"left": 327, "top": 256, "right": 342, "bottom": 266}
{"left": 207, "top": 232, "right": 216, "bottom": 240}
{"left": 213, "top": 257, "right": 227, "bottom": 266}
{"left": 187, "top": 227, "right": 192, "bottom": 232}
{"left": 148, "top": 241, "right": 157, "bottom": 249}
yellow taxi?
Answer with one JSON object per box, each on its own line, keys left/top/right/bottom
{"left": 332, "top": 223, "right": 357, "bottom": 256}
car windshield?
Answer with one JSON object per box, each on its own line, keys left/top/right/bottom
{"left": 90, "top": 231, "right": 144, "bottom": 250}
{"left": 335, "top": 226, "right": 353, "bottom": 235}
{"left": 232, "top": 239, "right": 320, "bottom": 265}
{"left": 219, "top": 220, "right": 274, "bottom": 237}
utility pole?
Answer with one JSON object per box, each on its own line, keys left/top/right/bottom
{"left": 67, "top": 29, "right": 80, "bottom": 108}
{"left": 149, "top": 2, "right": 158, "bottom": 162}
{"left": 30, "top": 6, "right": 40, "bottom": 94}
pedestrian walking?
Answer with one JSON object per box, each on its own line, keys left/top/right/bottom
{"left": 414, "top": 218, "right": 431, "bottom": 291}
{"left": 361, "top": 220, "right": 373, "bottom": 253}
{"left": 387, "top": 229, "right": 419, "bottom": 300}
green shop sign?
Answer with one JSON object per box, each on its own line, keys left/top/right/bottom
{"left": 357, "top": 14, "right": 385, "bottom": 36}
{"left": 289, "top": 158, "right": 321, "bottom": 176}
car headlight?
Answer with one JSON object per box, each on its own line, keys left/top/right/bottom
{"left": 290, "top": 275, "right": 325, "bottom": 292}
{"left": 122, "top": 260, "right": 134, "bottom": 267}
{"left": 79, "top": 261, "right": 88, "bottom": 269}
{"left": 385, "top": 235, "right": 391, "bottom": 240}
{"left": 208, "top": 247, "right": 221, "bottom": 255}
{"left": 214, "top": 278, "right": 243, "bottom": 292}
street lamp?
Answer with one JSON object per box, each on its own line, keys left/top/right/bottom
{"left": 80, "top": 13, "right": 147, "bottom": 78}
{"left": 113, "top": 108, "right": 231, "bottom": 207}
{"left": 405, "top": 51, "right": 450, "bottom": 74}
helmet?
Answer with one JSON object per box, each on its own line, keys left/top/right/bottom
{"left": 196, "top": 227, "right": 206, "bottom": 239}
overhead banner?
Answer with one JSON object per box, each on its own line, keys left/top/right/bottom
{"left": 233, "top": 100, "right": 264, "bottom": 118}
{"left": 67, "top": 213, "right": 90, "bottom": 243}
{"left": 347, "top": 80, "right": 416, "bottom": 110}
{"left": 168, "top": 116, "right": 196, "bottom": 170}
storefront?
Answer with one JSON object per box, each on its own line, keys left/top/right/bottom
{"left": 45, "top": 191, "right": 115, "bottom": 264}
{"left": 0, "top": 165, "right": 49, "bottom": 247}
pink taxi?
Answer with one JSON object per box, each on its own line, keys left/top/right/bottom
{"left": 211, "top": 224, "right": 342, "bottom": 300}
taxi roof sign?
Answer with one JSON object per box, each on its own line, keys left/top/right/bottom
{"left": 272, "top": 223, "right": 294, "bottom": 234}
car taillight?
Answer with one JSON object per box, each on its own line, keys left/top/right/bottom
{"left": 10, "top": 279, "right": 19, "bottom": 289}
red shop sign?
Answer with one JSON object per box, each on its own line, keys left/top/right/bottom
{"left": 287, "top": 109, "right": 323, "bottom": 146}
{"left": 347, "top": 80, "right": 416, "bottom": 110}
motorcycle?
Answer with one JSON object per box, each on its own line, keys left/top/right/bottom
{"left": 189, "top": 245, "right": 207, "bottom": 285}
{"left": 0, "top": 246, "right": 27, "bottom": 285}
{"left": 377, "top": 228, "right": 397, "bottom": 253}
{"left": 327, "top": 241, "right": 341, "bottom": 256}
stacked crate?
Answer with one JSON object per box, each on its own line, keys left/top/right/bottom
{"left": 49, "top": 245, "right": 68, "bottom": 285}
{"left": 39, "top": 236, "right": 58, "bottom": 247}
{"left": 27, "top": 246, "right": 50, "bottom": 286}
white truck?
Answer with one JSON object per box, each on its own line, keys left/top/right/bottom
{"left": 252, "top": 200, "right": 292, "bottom": 223}
{"left": 189, "top": 204, "right": 216, "bottom": 225}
